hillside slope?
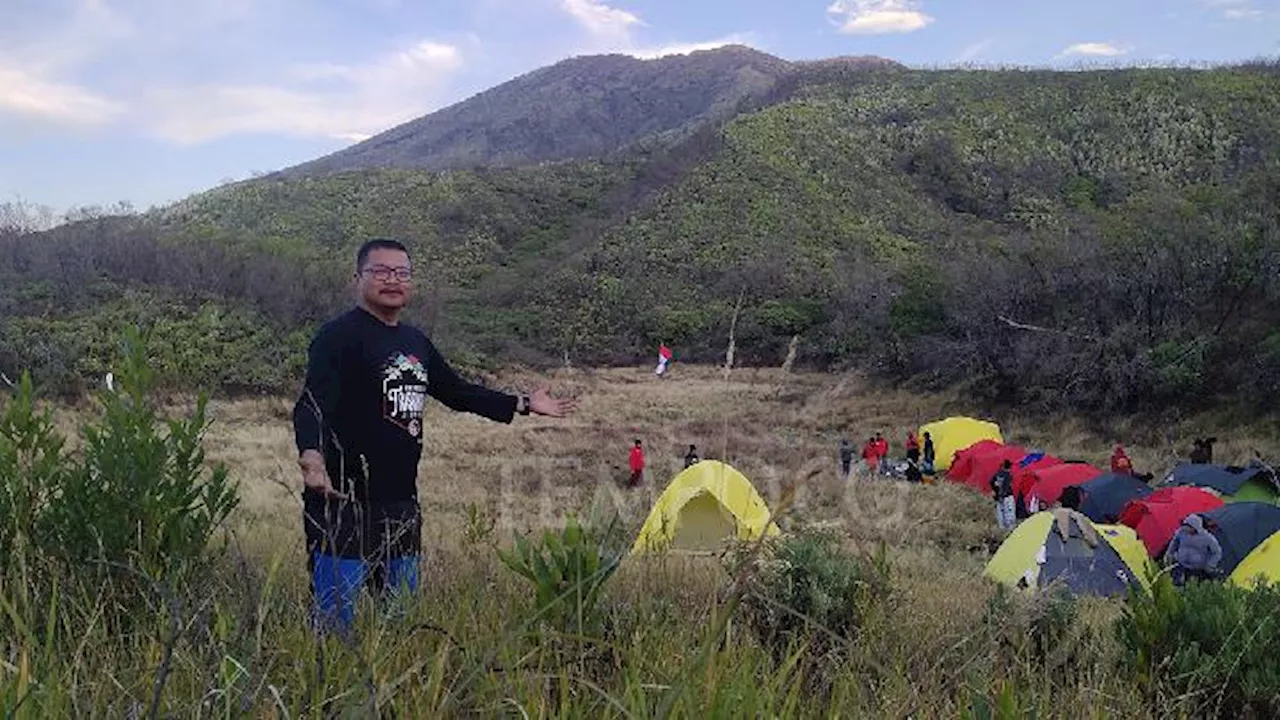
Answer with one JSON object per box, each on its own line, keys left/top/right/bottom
{"left": 281, "top": 45, "right": 795, "bottom": 177}
{"left": 3, "top": 61, "right": 1278, "bottom": 417}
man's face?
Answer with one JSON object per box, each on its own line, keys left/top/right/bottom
{"left": 356, "top": 248, "right": 414, "bottom": 312}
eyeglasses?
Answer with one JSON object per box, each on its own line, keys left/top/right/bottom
{"left": 360, "top": 265, "right": 413, "bottom": 282}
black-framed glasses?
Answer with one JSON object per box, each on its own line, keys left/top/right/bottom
{"left": 361, "top": 265, "right": 412, "bottom": 282}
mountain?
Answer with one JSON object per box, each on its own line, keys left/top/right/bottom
{"left": 3, "top": 56, "right": 1279, "bottom": 418}
{"left": 280, "top": 45, "right": 797, "bottom": 177}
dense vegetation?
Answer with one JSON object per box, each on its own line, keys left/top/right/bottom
{"left": 2, "top": 52, "right": 1278, "bottom": 416}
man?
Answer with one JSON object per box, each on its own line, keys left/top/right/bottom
{"left": 905, "top": 431, "right": 921, "bottom": 464}
{"left": 629, "top": 439, "right": 646, "bottom": 486}
{"left": 1110, "top": 444, "right": 1134, "bottom": 475}
{"left": 293, "top": 238, "right": 577, "bottom": 633}
{"left": 1164, "top": 514, "right": 1223, "bottom": 586}
{"left": 838, "top": 438, "right": 854, "bottom": 480}
{"left": 922, "top": 432, "right": 936, "bottom": 476}
{"left": 684, "top": 444, "right": 700, "bottom": 469}
{"left": 861, "top": 437, "right": 879, "bottom": 474}
{"left": 990, "top": 460, "right": 1016, "bottom": 530}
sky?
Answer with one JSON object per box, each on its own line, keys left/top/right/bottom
{"left": 2, "top": 0, "right": 1277, "bottom": 213}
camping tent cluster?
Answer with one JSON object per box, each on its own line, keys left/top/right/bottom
{"left": 626, "top": 416, "right": 1280, "bottom": 599}
{"left": 924, "top": 416, "right": 1280, "bottom": 596}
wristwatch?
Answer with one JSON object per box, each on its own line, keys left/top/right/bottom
{"left": 516, "top": 394, "right": 531, "bottom": 415}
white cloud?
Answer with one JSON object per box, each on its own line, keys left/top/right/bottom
{"left": 1059, "top": 42, "right": 1130, "bottom": 57}
{"left": 1202, "top": 0, "right": 1265, "bottom": 19}
{"left": 145, "top": 39, "right": 465, "bottom": 144}
{"left": 826, "top": 0, "right": 934, "bottom": 35}
{"left": 625, "top": 34, "right": 756, "bottom": 60}
{"left": 0, "top": 65, "right": 125, "bottom": 125}
{"left": 561, "top": 0, "right": 642, "bottom": 41}
{"left": 1224, "top": 7, "right": 1263, "bottom": 18}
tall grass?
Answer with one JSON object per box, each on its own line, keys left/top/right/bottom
{"left": 4, "top": 362, "right": 1278, "bottom": 716}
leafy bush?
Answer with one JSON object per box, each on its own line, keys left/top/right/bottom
{"left": 0, "top": 326, "right": 239, "bottom": 637}
{"left": 496, "top": 514, "right": 625, "bottom": 640}
{"left": 733, "top": 529, "right": 891, "bottom": 663}
{"left": 1117, "top": 572, "right": 1280, "bottom": 718}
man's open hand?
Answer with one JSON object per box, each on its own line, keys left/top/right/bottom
{"left": 299, "top": 449, "right": 348, "bottom": 500}
{"left": 529, "top": 385, "right": 579, "bottom": 418}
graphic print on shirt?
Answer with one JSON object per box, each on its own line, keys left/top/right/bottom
{"left": 382, "top": 352, "right": 429, "bottom": 439}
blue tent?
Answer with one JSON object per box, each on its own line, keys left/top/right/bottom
{"left": 1160, "top": 462, "right": 1278, "bottom": 503}
{"left": 1073, "top": 473, "right": 1154, "bottom": 524}
{"left": 1198, "top": 503, "right": 1280, "bottom": 575}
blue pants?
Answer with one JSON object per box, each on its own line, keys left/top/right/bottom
{"left": 304, "top": 495, "right": 423, "bottom": 633}
{"left": 310, "top": 552, "right": 419, "bottom": 632}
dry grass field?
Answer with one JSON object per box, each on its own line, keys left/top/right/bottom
{"left": 13, "top": 364, "right": 1280, "bottom": 717}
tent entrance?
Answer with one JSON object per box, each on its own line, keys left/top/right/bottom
{"left": 671, "top": 491, "right": 738, "bottom": 551}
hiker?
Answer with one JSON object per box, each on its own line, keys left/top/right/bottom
{"left": 684, "top": 444, "right": 700, "bottom": 468}
{"left": 839, "top": 438, "right": 854, "bottom": 479}
{"left": 629, "top": 439, "right": 646, "bottom": 486}
{"left": 1190, "top": 437, "right": 1217, "bottom": 464}
{"left": 861, "top": 437, "right": 879, "bottom": 474}
{"left": 990, "top": 460, "right": 1016, "bottom": 530}
{"left": 1110, "top": 444, "right": 1134, "bottom": 475}
{"left": 874, "top": 432, "right": 889, "bottom": 471}
{"left": 904, "top": 458, "right": 923, "bottom": 484}
{"left": 905, "top": 431, "right": 921, "bottom": 464}
{"left": 922, "top": 432, "right": 936, "bottom": 475}
{"left": 293, "top": 238, "right": 577, "bottom": 633}
{"left": 1164, "top": 514, "right": 1223, "bottom": 586}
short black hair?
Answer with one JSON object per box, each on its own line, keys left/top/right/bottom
{"left": 356, "top": 238, "right": 410, "bottom": 271}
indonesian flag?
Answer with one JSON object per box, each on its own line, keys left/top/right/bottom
{"left": 655, "top": 344, "right": 673, "bottom": 375}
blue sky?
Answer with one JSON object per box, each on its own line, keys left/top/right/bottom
{"left": 2, "top": 0, "right": 1276, "bottom": 213}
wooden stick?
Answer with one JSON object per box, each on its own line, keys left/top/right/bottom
{"left": 997, "top": 315, "right": 1097, "bottom": 342}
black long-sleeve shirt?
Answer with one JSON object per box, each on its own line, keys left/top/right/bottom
{"left": 293, "top": 307, "right": 517, "bottom": 504}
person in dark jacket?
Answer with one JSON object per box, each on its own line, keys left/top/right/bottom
{"left": 1189, "top": 437, "right": 1217, "bottom": 464}
{"left": 684, "top": 444, "right": 700, "bottom": 468}
{"left": 293, "top": 239, "right": 578, "bottom": 633}
{"left": 922, "top": 432, "right": 936, "bottom": 475}
{"left": 839, "top": 438, "right": 854, "bottom": 479}
{"left": 1164, "top": 514, "right": 1223, "bottom": 586}
{"left": 990, "top": 460, "right": 1016, "bottom": 530}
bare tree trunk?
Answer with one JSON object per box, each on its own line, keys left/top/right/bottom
{"left": 724, "top": 290, "right": 745, "bottom": 380}
{"left": 781, "top": 335, "right": 799, "bottom": 373}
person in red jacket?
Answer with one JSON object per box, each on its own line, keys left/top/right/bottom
{"left": 905, "top": 432, "right": 921, "bottom": 464}
{"left": 873, "top": 432, "right": 890, "bottom": 474}
{"left": 628, "top": 439, "right": 645, "bottom": 487}
{"left": 861, "top": 437, "right": 879, "bottom": 474}
{"left": 1111, "top": 444, "right": 1134, "bottom": 475}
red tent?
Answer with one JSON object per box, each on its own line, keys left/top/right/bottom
{"left": 947, "top": 440, "right": 1006, "bottom": 485}
{"left": 1025, "top": 463, "right": 1104, "bottom": 507}
{"left": 1014, "top": 455, "right": 1064, "bottom": 502}
{"left": 960, "top": 445, "right": 1029, "bottom": 495}
{"left": 1118, "top": 487, "right": 1225, "bottom": 558}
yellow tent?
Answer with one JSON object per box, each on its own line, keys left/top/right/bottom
{"left": 1230, "top": 529, "right": 1280, "bottom": 589}
{"left": 631, "top": 460, "right": 781, "bottom": 555}
{"left": 918, "top": 416, "right": 1004, "bottom": 472}
{"left": 984, "top": 510, "right": 1152, "bottom": 596}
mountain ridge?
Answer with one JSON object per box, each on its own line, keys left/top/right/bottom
{"left": 277, "top": 45, "right": 806, "bottom": 177}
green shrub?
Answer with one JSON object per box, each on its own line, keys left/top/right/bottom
{"left": 1117, "top": 572, "right": 1280, "bottom": 718}
{"left": 496, "top": 514, "right": 625, "bottom": 641}
{"left": 0, "top": 326, "right": 239, "bottom": 636}
{"left": 733, "top": 529, "right": 891, "bottom": 664}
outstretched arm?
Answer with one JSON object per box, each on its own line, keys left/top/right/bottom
{"left": 425, "top": 342, "right": 579, "bottom": 421}
{"left": 425, "top": 345, "right": 519, "bottom": 423}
